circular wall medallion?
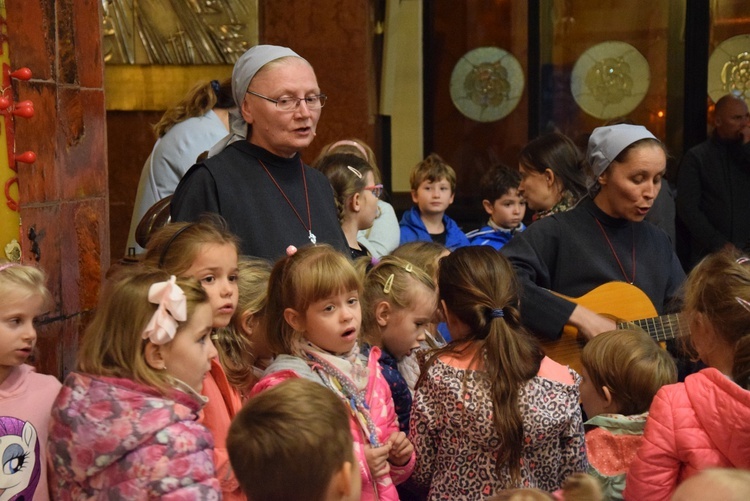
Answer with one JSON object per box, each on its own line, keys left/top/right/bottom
{"left": 708, "top": 34, "right": 750, "bottom": 105}
{"left": 449, "top": 47, "right": 524, "bottom": 123}
{"left": 571, "top": 41, "right": 650, "bottom": 120}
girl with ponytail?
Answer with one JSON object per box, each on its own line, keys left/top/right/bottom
{"left": 409, "top": 246, "right": 587, "bottom": 499}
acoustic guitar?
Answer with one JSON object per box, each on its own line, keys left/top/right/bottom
{"left": 539, "top": 282, "right": 687, "bottom": 375}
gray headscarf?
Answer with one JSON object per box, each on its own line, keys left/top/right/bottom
{"left": 208, "top": 45, "right": 301, "bottom": 156}
{"left": 586, "top": 124, "right": 657, "bottom": 189}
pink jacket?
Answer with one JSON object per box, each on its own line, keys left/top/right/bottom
{"left": 48, "top": 372, "right": 220, "bottom": 500}
{"left": 624, "top": 368, "right": 750, "bottom": 501}
{"left": 252, "top": 348, "right": 416, "bottom": 501}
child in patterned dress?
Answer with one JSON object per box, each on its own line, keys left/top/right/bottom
{"left": 409, "top": 246, "right": 587, "bottom": 499}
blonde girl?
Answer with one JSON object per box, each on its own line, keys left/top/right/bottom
{"left": 252, "top": 244, "right": 415, "bottom": 501}
{"left": 223, "top": 257, "right": 273, "bottom": 394}
{"left": 360, "top": 256, "right": 437, "bottom": 432}
{"left": 0, "top": 262, "right": 58, "bottom": 501}
{"left": 315, "top": 153, "right": 382, "bottom": 260}
{"left": 47, "top": 268, "right": 220, "bottom": 499}
{"left": 143, "top": 216, "right": 245, "bottom": 501}
{"left": 314, "top": 138, "right": 400, "bottom": 258}
{"left": 410, "top": 246, "right": 587, "bottom": 499}
{"left": 392, "top": 240, "right": 451, "bottom": 344}
{"left": 625, "top": 250, "right": 750, "bottom": 500}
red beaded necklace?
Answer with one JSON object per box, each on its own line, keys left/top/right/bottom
{"left": 595, "top": 218, "right": 635, "bottom": 284}
{"left": 259, "top": 158, "right": 316, "bottom": 244}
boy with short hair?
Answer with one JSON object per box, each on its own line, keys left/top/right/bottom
{"left": 227, "top": 378, "right": 361, "bottom": 501}
{"left": 579, "top": 328, "right": 677, "bottom": 501}
{"left": 466, "top": 165, "right": 526, "bottom": 250}
{"left": 399, "top": 153, "right": 470, "bottom": 250}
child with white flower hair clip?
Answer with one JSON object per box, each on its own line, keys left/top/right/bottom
{"left": 47, "top": 268, "right": 221, "bottom": 500}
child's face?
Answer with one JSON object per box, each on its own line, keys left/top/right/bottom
{"left": 298, "top": 289, "right": 361, "bottom": 355}
{"left": 484, "top": 188, "right": 526, "bottom": 229}
{"left": 356, "top": 171, "right": 381, "bottom": 231}
{"left": 380, "top": 284, "right": 436, "bottom": 359}
{"left": 0, "top": 292, "right": 44, "bottom": 381}
{"left": 185, "top": 243, "right": 239, "bottom": 329}
{"left": 579, "top": 367, "right": 616, "bottom": 418}
{"left": 161, "top": 302, "right": 217, "bottom": 392}
{"left": 411, "top": 178, "right": 454, "bottom": 217}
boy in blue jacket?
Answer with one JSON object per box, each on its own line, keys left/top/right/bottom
{"left": 399, "top": 153, "right": 470, "bottom": 250}
{"left": 466, "top": 165, "right": 526, "bottom": 250}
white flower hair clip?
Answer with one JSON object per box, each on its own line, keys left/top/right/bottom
{"left": 142, "top": 275, "right": 187, "bottom": 345}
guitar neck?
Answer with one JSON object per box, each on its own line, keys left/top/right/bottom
{"left": 618, "top": 313, "right": 684, "bottom": 342}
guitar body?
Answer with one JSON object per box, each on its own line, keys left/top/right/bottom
{"left": 539, "top": 282, "right": 659, "bottom": 375}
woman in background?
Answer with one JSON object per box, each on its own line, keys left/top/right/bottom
{"left": 127, "top": 78, "right": 234, "bottom": 254}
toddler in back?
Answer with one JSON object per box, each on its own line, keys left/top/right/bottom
{"left": 0, "top": 262, "right": 58, "bottom": 501}
{"left": 579, "top": 328, "right": 677, "bottom": 500}
{"left": 47, "top": 269, "right": 220, "bottom": 499}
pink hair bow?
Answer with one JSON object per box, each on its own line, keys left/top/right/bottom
{"left": 142, "top": 276, "right": 187, "bottom": 345}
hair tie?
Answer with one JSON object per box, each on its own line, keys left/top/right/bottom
{"left": 0, "top": 262, "right": 19, "bottom": 273}
{"left": 383, "top": 274, "right": 394, "bottom": 294}
{"left": 347, "top": 165, "right": 363, "bottom": 178}
{"left": 490, "top": 308, "right": 504, "bottom": 319}
{"left": 286, "top": 245, "right": 298, "bottom": 256}
{"left": 142, "top": 276, "right": 187, "bottom": 345}
{"left": 210, "top": 79, "right": 221, "bottom": 95}
{"left": 737, "top": 257, "right": 750, "bottom": 265}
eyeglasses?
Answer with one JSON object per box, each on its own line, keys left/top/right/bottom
{"left": 246, "top": 90, "right": 327, "bottom": 111}
{"left": 364, "top": 184, "right": 383, "bottom": 198}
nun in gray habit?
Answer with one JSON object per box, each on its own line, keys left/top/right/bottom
{"left": 500, "top": 123, "right": 685, "bottom": 344}
{"left": 170, "top": 45, "right": 348, "bottom": 261}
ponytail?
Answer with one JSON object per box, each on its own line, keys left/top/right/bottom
{"left": 423, "top": 246, "right": 543, "bottom": 483}
{"left": 153, "top": 78, "right": 233, "bottom": 137}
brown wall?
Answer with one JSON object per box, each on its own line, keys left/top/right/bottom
{"left": 108, "top": 0, "right": 381, "bottom": 262}
{"left": 7, "top": 0, "right": 109, "bottom": 379}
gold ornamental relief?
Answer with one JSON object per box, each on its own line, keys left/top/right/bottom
{"left": 571, "top": 41, "right": 650, "bottom": 120}
{"left": 450, "top": 47, "right": 524, "bottom": 123}
{"left": 709, "top": 34, "right": 750, "bottom": 105}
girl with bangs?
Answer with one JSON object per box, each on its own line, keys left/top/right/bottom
{"left": 252, "top": 245, "right": 415, "bottom": 501}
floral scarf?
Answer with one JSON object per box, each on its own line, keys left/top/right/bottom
{"left": 533, "top": 189, "right": 579, "bottom": 220}
{"left": 294, "top": 340, "right": 381, "bottom": 447}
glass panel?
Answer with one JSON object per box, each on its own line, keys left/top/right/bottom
{"left": 425, "top": 0, "right": 529, "bottom": 205}
{"left": 539, "top": 0, "right": 672, "bottom": 143}
{"left": 708, "top": 0, "right": 750, "bottom": 106}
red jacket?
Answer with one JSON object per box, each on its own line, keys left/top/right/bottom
{"left": 624, "top": 368, "right": 750, "bottom": 500}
